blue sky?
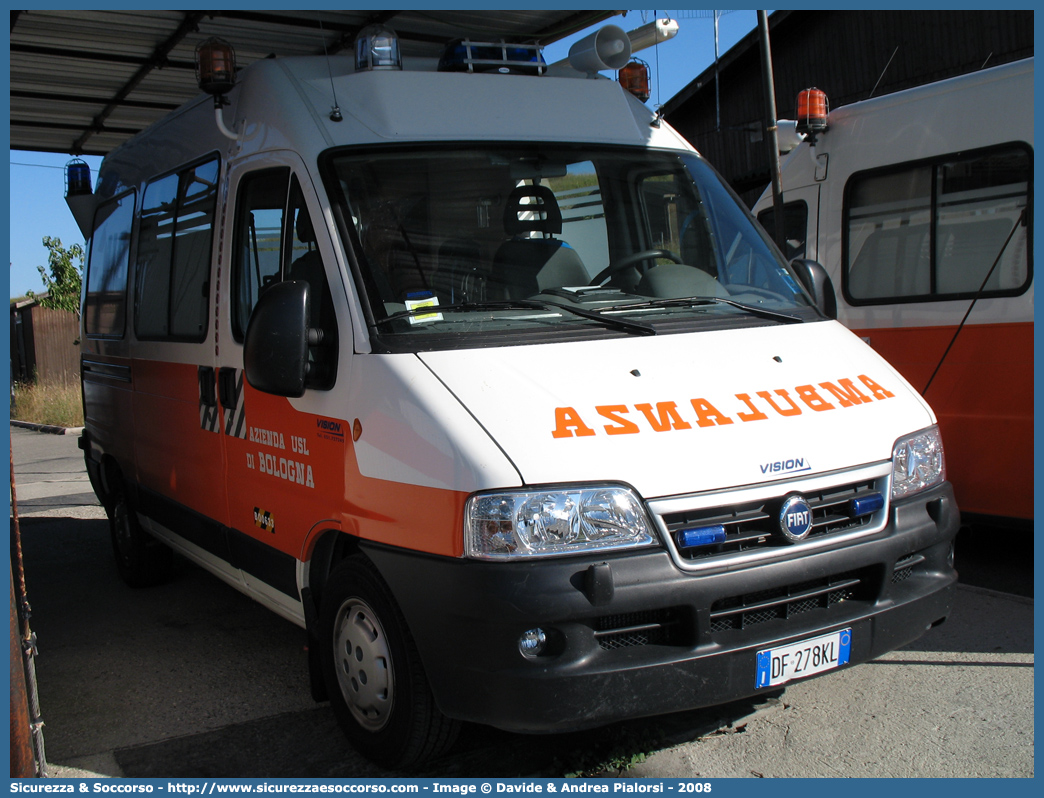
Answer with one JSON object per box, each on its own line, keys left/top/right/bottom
{"left": 6, "top": 9, "right": 760, "bottom": 298}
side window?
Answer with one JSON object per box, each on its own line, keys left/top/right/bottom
{"left": 231, "top": 168, "right": 289, "bottom": 339}
{"left": 231, "top": 169, "right": 337, "bottom": 388}
{"left": 135, "top": 173, "right": 179, "bottom": 338}
{"left": 84, "top": 190, "right": 135, "bottom": 337}
{"left": 134, "top": 157, "right": 219, "bottom": 340}
{"left": 757, "top": 201, "right": 809, "bottom": 261}
{"left": 844, "top": 145, "right": 1031, "bottom": 304}
{"left": 171, "top": 160, "right": 218, "bottom": 337}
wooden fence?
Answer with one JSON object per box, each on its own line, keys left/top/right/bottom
{"left": 10, "top": 302, "right": 80, "bottom": 386}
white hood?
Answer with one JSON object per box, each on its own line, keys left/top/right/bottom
{"left": 418, "top": 320, "right": 935, "bottom": 500}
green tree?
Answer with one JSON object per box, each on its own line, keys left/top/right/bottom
{"left": 28, "top": 236, "right": 84, "bottom": 316}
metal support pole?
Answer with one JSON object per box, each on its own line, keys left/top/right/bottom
{"left": 10, "top": 442, "right": 47, "bottom": 778}
{"left": 714, "top": 10, "right": 721, "bottom": 132}
{"left": 757, "top": 10, "right": 786, "bottom": 251}
{"left": 10, "top": 574, "right": 35, "bottom": 778}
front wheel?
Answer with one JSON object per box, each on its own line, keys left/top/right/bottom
{"left": 319, "top": 556, "right": 459, "bottom": 770}
{"left": 109, "top": 484, "right": 173, "bottom": 588}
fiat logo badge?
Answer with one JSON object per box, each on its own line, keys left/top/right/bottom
{"left": 779, "top": 494, "right": 813, "bottom": 542}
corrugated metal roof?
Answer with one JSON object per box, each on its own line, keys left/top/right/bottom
{"left": 10, "top": 8, "right": 621, "bottom": 156}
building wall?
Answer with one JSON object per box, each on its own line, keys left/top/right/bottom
{"left": 664, "top": 10, "right": 1034, "bottom": 206}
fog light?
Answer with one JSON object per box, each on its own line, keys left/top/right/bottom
{"left": 519, "top": 628, "right": 547, "bottom": 658}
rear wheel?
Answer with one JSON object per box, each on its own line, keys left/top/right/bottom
{"left": 319, "top": 556, "right": 459, "bottom": 770}
{"left": 109, "top": 484, "right": 172, "bottom": 588}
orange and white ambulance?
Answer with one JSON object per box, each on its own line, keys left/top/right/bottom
{"left": 754, "top": 58, "right": 1033, "bottom": 525}
{"left": 74, "top": 24, "right": 958, "bottom": 768}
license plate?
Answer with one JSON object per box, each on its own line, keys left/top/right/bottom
{"left": 755, "top": 628, "right": 852, "bottom": 689}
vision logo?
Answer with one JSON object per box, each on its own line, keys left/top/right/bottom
{"left": 316, "top": 418, "right": 345, "bottom": 440}
{"left": 761, "top": 457, "right": 811, "bottom": 475}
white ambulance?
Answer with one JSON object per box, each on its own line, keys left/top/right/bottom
{"left": 73, "top": 24, "right": 958, "bottom": 769}
{"left": 754, "top": 58, "right": 1033, "bottom": 525}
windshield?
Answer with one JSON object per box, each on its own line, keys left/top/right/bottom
{"left": 326, "top": 146, "right": 816, "bottom": 346}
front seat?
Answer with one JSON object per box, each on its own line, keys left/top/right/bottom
{"left": 491, "top": 185, "right": 589, "bottom": 298}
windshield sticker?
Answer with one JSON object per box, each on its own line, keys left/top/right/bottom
{"left": 552, "top": 375, "right": 895, "bottom": 439}
{"left": 405, "top": 295, "right": 444, "bottom": 324}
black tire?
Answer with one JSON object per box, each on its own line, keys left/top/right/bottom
{"left": 109, "top": 484, "right": 173, "bottom": 588}
{"left": 319, "top": 556, "right": 459, "bottom": 770}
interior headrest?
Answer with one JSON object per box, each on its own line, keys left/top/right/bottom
{"left": 503, "top": 184, "right": 562, "bottom": 236}
{"left": 296, "top": 211, "right": 316, "bottom": 244}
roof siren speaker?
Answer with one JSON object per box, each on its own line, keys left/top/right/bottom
{"left": 568, "top": 25, "right": 632, "bottom": 74}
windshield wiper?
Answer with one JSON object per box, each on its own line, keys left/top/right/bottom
{"left": 373, "top": 298, "right": 657, "bottom": 336}
{"left": 539, "top": 299, "right": 656, "bottom": 336}
{"left": 372, "top": 300, "right": 546, "bottom": 327}
{"left": 598, "top": 296, "right": 804, "bottom": 324}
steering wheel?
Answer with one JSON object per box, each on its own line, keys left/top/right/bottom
{"left": 590, "top": 249, "right": 684, "bottom": 286}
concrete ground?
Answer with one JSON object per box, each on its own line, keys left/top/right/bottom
{"left": 9, "top": 425, "right": 1035, "bottom": 778}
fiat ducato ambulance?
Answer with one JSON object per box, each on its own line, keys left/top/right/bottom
{"left": 73, "top": 25, "right": 958, "bottom": 768}
{"left": 754, "top": 58, "right": 1032, "bottom": 525}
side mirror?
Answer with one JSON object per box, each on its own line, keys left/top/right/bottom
{"left": 789, "top": 259, "right": 837, "bottom": 320}
{"left": 244, "top": 281, "right": 311, "bottom": 397}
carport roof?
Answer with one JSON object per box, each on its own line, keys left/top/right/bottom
{"left": 10, "top": 8, "right": 622, "bottom": 157}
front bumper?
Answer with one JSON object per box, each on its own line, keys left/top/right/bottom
{"left": 365, "top": 482, "right": 958, "bottom": 733}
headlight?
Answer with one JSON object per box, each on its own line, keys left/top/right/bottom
{"left": 465, "top": 486, "right": 656, "bottom": 560}
{"left": 891, "top": 426, "right": 946, "bottom": 500}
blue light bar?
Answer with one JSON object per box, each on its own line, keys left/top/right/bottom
{"left": 438, "top": 38, "right": 546, "bottom": 76}
{"left": 676, "top": 525, "right": 727, "bottom": 549}
{"left": 850, "top": 492, "right": 885, "bottom": 517}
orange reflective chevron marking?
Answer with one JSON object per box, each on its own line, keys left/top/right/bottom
{"left": 551, "top": 374, "right": 896, "bottom": 438}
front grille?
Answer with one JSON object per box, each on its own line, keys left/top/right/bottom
{"left": 662, "top": 478, "right": 884, "bottom": 563}
{"left": 891, "top": 552, "right": 926, "bottom": 584}
{"left": 594, "top": 607, "right": 690, "bottom": 650}
{"left": 709, "top": 571, "right": 864, "bottom": 634}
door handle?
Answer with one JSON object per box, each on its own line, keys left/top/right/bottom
{"left": 198, "top": 366, "right": 217, "bottom": 407}
{"left": 218, "top": 368, "right": 239, "bottom": 410}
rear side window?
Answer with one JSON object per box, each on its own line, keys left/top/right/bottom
{"left": 135, "top": 157, "right": 219, "bottom": 340}
{"left": 84, "top": 190, "right": 135, "bottom": 337}
{"left": 843, "top": 144, "right": 1031, "bottom": 304}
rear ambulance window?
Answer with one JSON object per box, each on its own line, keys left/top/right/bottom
{"left": 84, "top": 190, "right": 135, "bottom": 337}
{"left": 134, "top": 157, "right": 219, "bottom": 341}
